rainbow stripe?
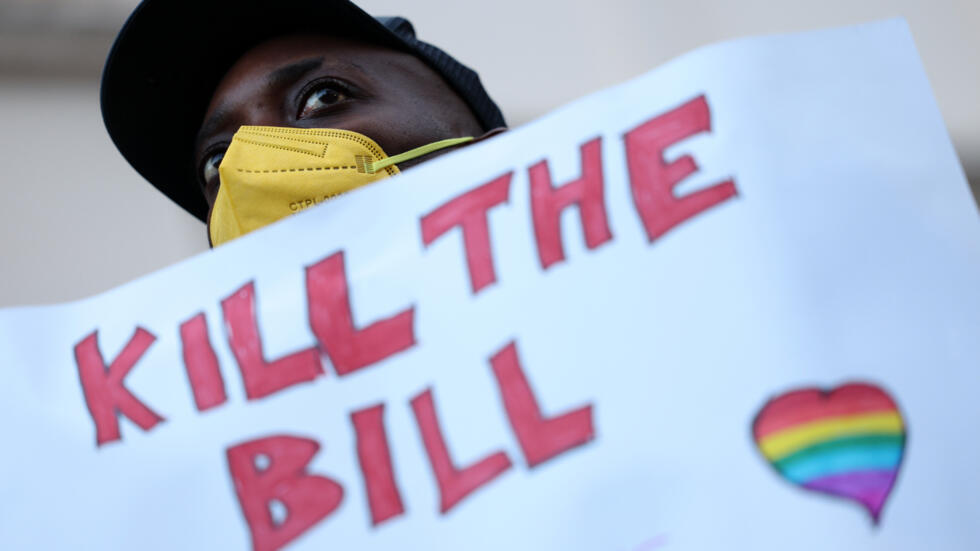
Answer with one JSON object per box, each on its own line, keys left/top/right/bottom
{"left": 752, "top": 383, "right": 905, "bottom": 522}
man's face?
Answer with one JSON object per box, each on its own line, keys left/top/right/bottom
{"left": 195, "top": 34, "right": 484, "bottom": 212}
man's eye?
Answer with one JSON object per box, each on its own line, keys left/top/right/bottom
{"left": 202, "top": 150, "right": 224, "bottom": 194}
{"left": 298, "top": 84, "right": 348, "bottom": 119}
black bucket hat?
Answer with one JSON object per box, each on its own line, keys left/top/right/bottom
{"left": 101, "top": 0, "right": 506, "bottom": 222}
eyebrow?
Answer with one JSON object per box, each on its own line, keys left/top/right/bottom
{"left": 196, "top": 56, "right": 326, "bottom": 147}
{"left": 197, "top": 107, "right": 231, "bottom": 147}
{"left": 265, "top": 56, "right": 324, "bottom": 89}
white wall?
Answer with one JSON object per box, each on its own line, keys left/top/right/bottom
{"left": 1, "top": 0, "right": 977, "bottom": 306}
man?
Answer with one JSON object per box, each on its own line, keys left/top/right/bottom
{"left": 101, "top": 0, "right": 506, "bottom": 246}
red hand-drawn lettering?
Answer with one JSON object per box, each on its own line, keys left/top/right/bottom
{"left": 74, "top": 328, "right": 164, "bottom": 446}
{"left": 180, "top": 313, "right": 227, "bottom": 411}
{"left": 306, "top": 251, "right": 416, "bottom": 376}
{"left": 351, "top": 403, "right": 405, "bottom": 526}
{"left": 624, "top": 95, "right": 737, "bottom": 242}
{"left": 226, "top": 435, "right": 344, "bottom": 551}
{"left": 221, "top": 282, "right": 323, "bottom": 400}
{"left": 410, "top": 388, "right": 512, "bottom": 513}
{"left": 490, "top": 341, "right": 595, "bottom": 468}
{"left": 529, "top": 137, "right": 613, "bottom": 269}
{"left": 420, "top": 172, "right": 513, "bottom": 294}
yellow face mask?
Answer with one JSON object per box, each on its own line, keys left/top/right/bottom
{"left": 208, "top": 125, "right": 473, "bottom": 247}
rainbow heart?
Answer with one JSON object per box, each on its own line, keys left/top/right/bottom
{"left": 752, "top": 382, "right": 905, "bottom": 523}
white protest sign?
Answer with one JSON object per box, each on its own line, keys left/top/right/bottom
{"left": 2, "top": 19, "right": 979, "bottom": 551}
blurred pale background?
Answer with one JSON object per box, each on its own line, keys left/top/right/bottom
{"left": 1, "top": 0, "right": 977, "bottom": 307}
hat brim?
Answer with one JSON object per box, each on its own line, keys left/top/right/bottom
{"left": 101, "top": 0, "right": 409, "bottom": 222}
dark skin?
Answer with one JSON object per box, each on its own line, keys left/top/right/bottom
{"left": 195, "top": 34, "right": 500, "bottom": 216}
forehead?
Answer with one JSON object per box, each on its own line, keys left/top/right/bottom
{"left": 209, "top": 34, "right": 395, "bottom": 105}
{"left": 223, "top": 35, "right": 391, "bottom": 83}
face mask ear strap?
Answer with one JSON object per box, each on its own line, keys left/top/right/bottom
{"left": 206, "top": 201, "right": 215, "bottom": 249}
{"left": 367, "top": 136, "right": 474, "bottom": 173}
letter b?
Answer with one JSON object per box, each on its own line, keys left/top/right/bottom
{"left": 226, "top": 435, "right": 344, "bottom": 551}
